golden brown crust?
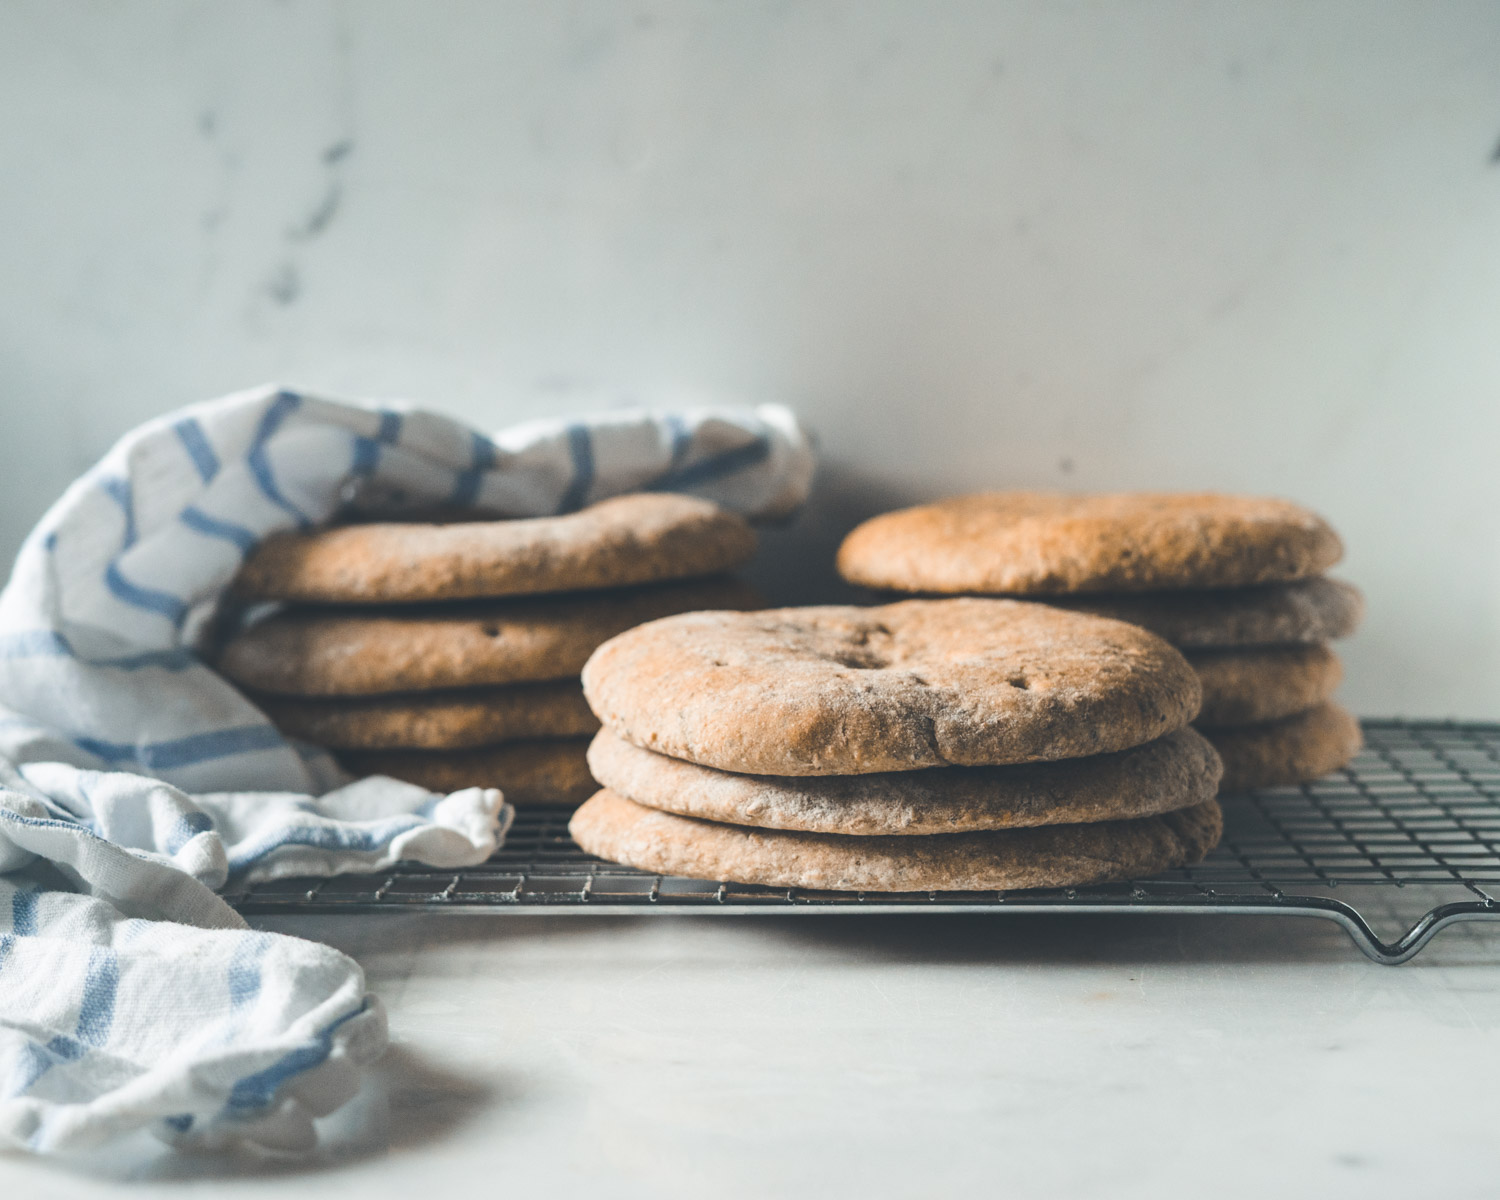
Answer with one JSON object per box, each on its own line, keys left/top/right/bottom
{"left": 582, "top": 598, "right": 1201, "bottom": 775}
{"left": 569, "top": 789, "right": 1223, "bottom": 891}
{"left": 837, "top": 491, "right": 1343, "bottom": 595}
{"left": 341, "top": 738, "right": 595, "bottom": 806}
{"left": 233, "top": 493, "right": 757, "bottom": 604}
{"left": 1047, "top": 578, "right": 1364, "bottom": 647}
{"left": 216, "top": 577, "right": 761, "bottom": 696}
{"left": 1187, "top": 644, "right": 1342, "bottom": 728}
{"left": 587, "top": 726, "right": 1222, "bottom": 834}
{"left": 1201, "top": 702, "right": 1363, "bottom": 792}
{"left": 258, "top": 682, "right": 599, "bottom": 750}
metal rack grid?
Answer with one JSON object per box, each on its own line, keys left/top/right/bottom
{"left": 229, "top": 719, "right": 1500, "bottom": 964}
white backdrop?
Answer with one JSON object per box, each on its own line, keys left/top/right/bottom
{"left": 1, "top": 0, "right": 1497, "bottom": 717}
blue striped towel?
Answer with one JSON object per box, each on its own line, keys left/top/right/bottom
{"left": 0, "top": 384, "right": 814, "bottom": 1154}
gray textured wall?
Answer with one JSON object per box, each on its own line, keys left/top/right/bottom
{"left": 1, "top": 1, "right": 1497, "bottom": 715}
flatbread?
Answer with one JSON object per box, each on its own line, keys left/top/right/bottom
{"left": 342, "top": 738, "right": 595, "bottom": 807}
{"left": 259, "top": 681, "right": 598, "bottom": 749}
{"left": 582, "top": 598, "right": 1201, "bottom": 775}
{"left": 569, "top": 789, "right": 1224, "bottom": 891}
{"left": 217, "top": 577, "right": 760, "bottom": 696}
{"left": 1047, "top": 577, "right": 1364, "bottom": 648}
{"left": 1187, "top": 644, "right": 1342, "bottom": 728}
{"left": 837, "top": 491, "right": 1342, "bottom": 594}
{"left": 586, "top": 726, "right": 1222, "bottom": 834}
{"left": 1201, "top": 702, "right": 1363, "bottom": 792}
{"left": 233, "top": 492, "right": 757, "bottom": 603}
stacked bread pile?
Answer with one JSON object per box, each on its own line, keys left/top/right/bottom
{"left": 569, "top": 598, "right": 1224, "bottom": 891}
{"left": 837, "top": 492, "right": 1364, "bottom": 792}
{"left": 215, "top": 494, "right": 760, "bottom": 806}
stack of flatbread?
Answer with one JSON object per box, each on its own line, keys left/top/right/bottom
{"left": 571, "top": 598, "right": 1224, "bottom": 891}
{"left": 216, "top": 494, "right": 760, "bottom": 806}
{"left": 837, "top": 492, "right": 1364, "bottom": 791}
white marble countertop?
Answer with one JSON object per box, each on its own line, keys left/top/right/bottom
{"left": 3, "top": 908, "right": 1496, "bottom": 1199}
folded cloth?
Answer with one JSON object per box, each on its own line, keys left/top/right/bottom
{"left": 0, "top": 384, "right": 815, "bottom": 1155}
{"left": 0, "top": 766, "right": 506, "bottom": 1155}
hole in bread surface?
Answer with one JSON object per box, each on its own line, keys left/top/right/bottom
{"left": 825, "top": 622, "right": 896, "bottom": 671}
{"left": 828, "top": 652, "right": 886, "bottom": 670}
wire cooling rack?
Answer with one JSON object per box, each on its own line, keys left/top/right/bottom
{"left": 230, "top": 719, "right": 1500, "bottom": 964}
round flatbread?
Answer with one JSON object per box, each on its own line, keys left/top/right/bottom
{"left": 1047, "top": 577, "right": 1364, "bottom": 648}
{"left": 342, "top": 738, "right": 595, "bottom": 806}
{"left": 233, "top": 493, "right": 757, "bottom": 604}
{"left": 217, "top": 577, "right": 760, "bottom": 696}
{"left": 1187, "top": 644, "right": 1342, "bottom": 728}
{"left": 837, "top": 491, "right": 1342, "bottom": 595}
{"left": 569, "top": 789, "right": 1223, "bottom": 891}
{"left": 587, "top": 726, "right": 1221, "bottom": 834}
{"left": 259, "top": 681, "right": 599, "bottom": 750}
{"left": 1201, "top": 702, "right": 1362, "bottom": 792}
{"left": 582, "top": 598, "right": 1201, "bottom": 775}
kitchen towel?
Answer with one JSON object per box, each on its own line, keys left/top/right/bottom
{"left": 0, "top": 383, "right": 815, "bottom": 1155}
